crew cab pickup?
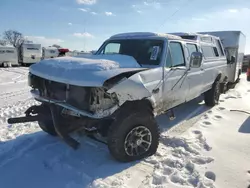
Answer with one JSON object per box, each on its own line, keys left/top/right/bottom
{"left": 8, "top": 32, "right": 228, "bottom": 162}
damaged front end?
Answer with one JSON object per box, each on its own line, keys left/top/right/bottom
{"left": 28, "top": 73, "right": 120, "bottom": 119}
{"left": 7, "top": 64, "right": 155, "bottom": 150}
{"left": 8, "top": 73, "right": 121, "bottom": 149}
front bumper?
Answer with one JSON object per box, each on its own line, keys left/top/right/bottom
{"left": 30, "top": 89, "right": 118, "bottom": 119}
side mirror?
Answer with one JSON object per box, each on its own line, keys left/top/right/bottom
{"left": 190, "top": 52, "right": 203, "bottom": 68}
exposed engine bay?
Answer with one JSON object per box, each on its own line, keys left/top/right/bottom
{"left": 28, "top": 73, "right": 119, "bottom": 116}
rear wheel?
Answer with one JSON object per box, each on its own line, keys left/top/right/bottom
{"left": 107, "top": 106, "right": 160, "bottom": 162}
{"left": 204, "top": 80, "right": 221, "bottom": 107}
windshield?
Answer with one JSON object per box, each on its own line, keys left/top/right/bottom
{"left": 97, "top": 39, "right": 164, "bottom": 65}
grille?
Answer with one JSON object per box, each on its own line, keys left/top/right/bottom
{"left": 29, "top": 73, "right": 92, "bottom": 112}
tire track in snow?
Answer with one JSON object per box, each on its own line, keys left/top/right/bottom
{"left": 0, "top": 98, "right": 39, "bottom": 124}
{"left": 0, "top": 67, "right": 28, "bottom": 85}
{"left": 0, "top": 89, "right": 29, "bottom": 101}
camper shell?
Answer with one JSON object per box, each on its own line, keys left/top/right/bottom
{"left": 42, "top": 46, "right": 59, "bottom": 59}
{"left": 0, "top": 45, "right": 18, "bottom": 67}
{"left": 8, "top": 32, "right": 228, "bottom": 162}
{"left": 198, "top": 31, "right": 246, "bottom": 83}
{"left": 19, "top": 43, "right": 42, "bottom": 65}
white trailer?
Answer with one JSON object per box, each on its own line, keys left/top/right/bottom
{"left": 0, "top": 45, "right": 18, "bottom": 67}
{"left": 42, "top": 46, "right": 59, "bottom": 59}
{"left": 198, "top": 31, "right": 246, "bottom": 83}
{"left": 19, "top": 43, "right": 42, "bottom": 65}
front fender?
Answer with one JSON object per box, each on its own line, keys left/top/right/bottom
{"left": 107, "top": 73, "right": 153, "bottom": 106}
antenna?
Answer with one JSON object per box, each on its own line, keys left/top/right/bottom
{"left": 156, "top": 0, "right": 193, "bottom": 32}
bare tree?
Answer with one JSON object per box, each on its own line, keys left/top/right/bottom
{"left": 0, "top": 39, "right": 7, "bottom": 46}
{"left": 2, "top": 30, "right": 24, "bottom": 47}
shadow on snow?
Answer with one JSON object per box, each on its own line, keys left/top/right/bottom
{"left": 0, "top": 95, "right": 211, "bottom": 188}
{"left": 238, "top": 116, "right": 250, "bottom": 133}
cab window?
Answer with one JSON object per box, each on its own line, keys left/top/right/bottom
{"left": 166, "top": 42, "right": 185, "bottom": 67}
{"left": 186, "top": 43, "right": 198, "bottom": 55}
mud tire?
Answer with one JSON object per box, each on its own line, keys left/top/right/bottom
{"left": 107, "top": 105, "right": 160, "bottom": 162}
{"left": 204, "top": 80, "right": 221, "bottom": 107}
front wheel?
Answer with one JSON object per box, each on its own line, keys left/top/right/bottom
{"left": 107, "top": 108, "right": 160, "bottom": 162}
{"left": 204, "top": 80, "right": 221, "bottom": 107}
{"left": 38, "top": 104, "right": 57, "bottom": 136}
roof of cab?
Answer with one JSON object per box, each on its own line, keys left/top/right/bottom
{"left": 109, "top": 32, "right": 182, "bottom": 40}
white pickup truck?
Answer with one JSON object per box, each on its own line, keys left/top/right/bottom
{"left": 8, "top": 32, "right": 228, "bottom": 162}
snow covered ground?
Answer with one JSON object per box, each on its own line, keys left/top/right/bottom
{"left": 0, "top": 67, "right": 249, "bottom": 188}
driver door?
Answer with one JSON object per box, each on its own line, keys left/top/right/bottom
{"left": 162, "top": 41, "right": 189, "bottom": 111}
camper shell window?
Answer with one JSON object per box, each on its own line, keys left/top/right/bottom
{"left": 213, "top": 47, "right": 219, "bottom": 57}
{"left": 0, "top": 50, "right": 5, "bottom": 54}
{"left": 215, "top": 39, "right": 225, "bottom": 56}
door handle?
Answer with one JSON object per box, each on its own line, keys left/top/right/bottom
{"left": 152, "top": 88, "right": 159, "bottom": 94}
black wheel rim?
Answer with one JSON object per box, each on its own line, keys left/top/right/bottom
{"left": 124, "top": 126, "right": 152, "bottom": 157}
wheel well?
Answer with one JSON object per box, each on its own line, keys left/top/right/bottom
{"left": 112, "top": 99, "right": 154, "bottom": 118}
{"left": 215, "top": 73, "right": 222, "bottom": 82}
{"left": 122, "top": 99, "right": 153, "bottom": 111}
{"left": 98, "top": 99, "right": 154, "bottom": 137}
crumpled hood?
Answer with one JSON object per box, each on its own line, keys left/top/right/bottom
{"left": 29, "top": 54, "right": 146, "bottom": 87}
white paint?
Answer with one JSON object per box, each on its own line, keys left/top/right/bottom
{"left": 30, "top": 54, "right": 144, "bottom": 87}
{"left": 42, "top": 46, "right": 59, "bottom": 59}
{"left": 0, "top": 45, "right": 18, "bottom": 66}
{"left": 19, "top": 43, "right": 42, "bottom": 64}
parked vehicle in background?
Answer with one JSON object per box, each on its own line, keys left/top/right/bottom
{"left": 66, "top": 50, "right": 92, "bottom": 57}
{"left": 8, "top": 32, "right": 228, "bottom": 162}
{"left": 243, "top": 54, "right": 250, "bottom": 72}
{"left": 18, "top": 43, "right": 42, "bottom": 65}
{"left": 42, "top": 46, "right": 59, "bottom": 59}
{"left": 0, "top": 44, "right": 18, "bottom": 67}
{"left": 198, "top": 31, "right": 246, "bottom": 85}
{"left": 66, "top": 50, "right": 91, "bottom": 57}
{"left": 58, "top": 48, "right": 69, "bottom": 57}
